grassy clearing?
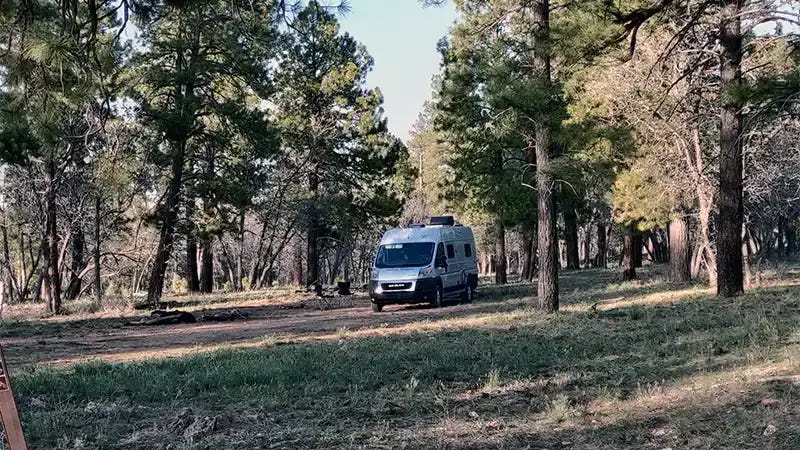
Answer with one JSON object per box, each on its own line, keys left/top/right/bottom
{"left": 7, "top": 265, "right": 800, "bottom": 449}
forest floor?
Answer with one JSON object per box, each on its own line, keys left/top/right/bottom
{"left": 3, "top": 264, "right": 800, "bottom": 449}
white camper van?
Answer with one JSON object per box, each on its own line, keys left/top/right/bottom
{"left": 369, "top": 216, "right": 479, "bottom": 312}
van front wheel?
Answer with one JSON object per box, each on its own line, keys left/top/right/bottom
{"left": 433, "top": 284, "right": 444, "bottom": 308}
{"left": 462, "top": 284, "right": 475, "bottom": 303}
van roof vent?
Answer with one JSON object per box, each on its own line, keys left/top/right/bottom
{"left": 408, "top": 223, "right": 426, "bottom": 228}
{"left": 429, "top": 216, "right": 455, "bottom": 226}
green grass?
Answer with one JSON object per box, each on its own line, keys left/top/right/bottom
{"left": 10, "top": 266, "right": 800, "bottom": 449}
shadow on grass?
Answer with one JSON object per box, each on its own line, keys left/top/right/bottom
{"left": 431, "top": 377, "right": 800, "bottom": 449}
{"left": 12, "top": 281, "right": 800, "bottom": 448}
{"left": 0, "top": 265, "right": 702, "bottom": 341}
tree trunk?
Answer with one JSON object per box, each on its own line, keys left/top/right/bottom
{"left": 495, "top": 216, "right": 507, "bottom": 285}
{"left": 44, "top": 158, "right": 61, "bottom": 314}
{"left": 787, "top": 222, "right": 797, "bottom": 257}
{"left": 658, "top": 229, "right": 669, "bottom": 263}
{"left": 65, "top": 225, "right": 84, "bottom": 300}
{"left": 743, "top": 227, "right": 755, "bottom": 288}
{"left": 236, "top": 211, "right": 245, "bottom": 290}
{"left": 716, "top": 0, "right": 744, "bottom": 297}
{"left": 532, "top": 0, "right": 558, "bottom": 312}
{"left": 645, "top": 232, "right": 656, "bottom": 263}
{"left": 698, "top": 187, "right": 717, "bottom": 283}
{"left": 521, "top": 228, "right": 533, "bottom": 281}
{"left": 17, "top": 226, "right": 28, "bottom": 302}
{"left": 583, "top": 224, "right": 591, "bottom": 268}
{"left": 596, "top": 223, "right": 607, "bottom": 268}
{"left": 200, "top": 237, "right": 213, "bottom": 293}
{"left": 668, "top": 218, "right": 690, "bottom": 282}
{"left": 248, "top": 221, "right": 269, "bottom": 288}
{"left": 292, "top": 234, "right": 303, "bottom": 287}
{"left": 632, "top": 227, "right": 642, "bottom": 268}
{"left": 306, "top": 171, "right": 320, "bottom": 287}
{"left": 93, "top": 195, "right": 102, "bottom": 306}
{"left": 564, "top": 205, "right": 580, "bottom": 270}
{"left": 186, "top": 235, "right": 199, "bottom": 292}
{"left": 622, "top": 225, "right": 636, "bottom": 281}
{"left": 1, "top": 219, "right": 20, "bottom": 303}
{"left": 185, "top": 199, "right": 200, "bottom": 292}
{"left": 775, "top": 217, "right": 786, "bottom": 258}
{"left": 145, "top": 139, "right": 186, "bottom": 307}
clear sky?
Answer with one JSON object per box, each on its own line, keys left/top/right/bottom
{"left": 338, "top": 0, "right": 456, "bottom": 142}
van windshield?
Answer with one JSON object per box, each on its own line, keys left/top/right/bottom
{"left": 375, "top": 243, "right": 435, "bottom": 268}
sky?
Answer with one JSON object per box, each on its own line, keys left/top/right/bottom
{"left": 338, "top": 0, "right": 457, "bottom": 142}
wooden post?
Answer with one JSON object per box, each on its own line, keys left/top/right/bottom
{"left": 0, "top": 345, "right": 27, "bottom": 450}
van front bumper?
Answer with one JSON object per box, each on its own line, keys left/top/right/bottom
{"left": 369, "top": 278, "right": 438, "bottom": 303}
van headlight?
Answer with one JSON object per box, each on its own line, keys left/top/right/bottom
{"left": 371, "top": 268, "right": 380, "bottom": 280}
{"left": 418, "top": 266, "right": 435, "bottom": 278}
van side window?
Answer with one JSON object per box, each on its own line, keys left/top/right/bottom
{"left": 446, "top": 244, "right": 455, "bottom": 259}
{"left": 464, "top": 244, "right": 473, "bottom": 258}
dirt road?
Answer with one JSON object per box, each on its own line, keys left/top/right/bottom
{"left": 4, "top": 292, "right": 530, "bottom": 369}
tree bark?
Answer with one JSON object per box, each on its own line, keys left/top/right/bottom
{"left": 145, "top": 30, "right": 198, "bottom": 307}
{"left": 65, "top": 224, "right": 84, "bottom": 300}
{"left": 200, "top": 237, "right": 213, "bottom": 293}
{"left": 236, "top": 211, "right": 245, "bottom": 290}
{"left": 596, "top": 223, "right": 607, "bottom": 268}
{"left": 145, "top": 139, "right": 186, "bottom": 307}
{"left": 43, "top": 157, "right": 61, "bottom": 314}
{"left": 494, "top": 216, "right": 507, "bottom": 285}
{"left": 248, "top": 220, "right": 268, "bottom": 288}
{"left": 583, "top": 224, "right": 591, "bottom": 268}
{"left": 292, "top": 234, "right": 303, "bottom": 287}
{"left": 716, "top": 0, "right": 744, "bottom": 297}
{"left": 564, "top": 205, "right": 580, "bottom": 270}
{"left": 306, "top": 170, "right": 320, "bottom": 287}
{"left": 668, "top": 218, "right": 690, "bottom": 282}
{"left": 521, "top": 228, "right": 534, "bottom": 281}
{"left": 787, "top": 222, "right": 796, "bottom": 257}
{"left": 185, "top": 199, "right": 200, "bottom": 292}
{"left": 93, "top": 195, "right": 102, "bottom": 305}
{"left": 632, "top": 227, "right": 643, "bottom": 268}
{"left": 532, "top": 0, "right": 558, "bottom": 312}
{"left": 775, "top": 217, "right": 786, "bottom": 258}
{"left": 622, "top": 225, "right": 636, "bottom": 281}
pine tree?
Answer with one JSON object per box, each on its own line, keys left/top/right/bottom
{"left": 133, "top": 0, "right": 278, "bottom": 306}
{"left": 273, "top": 2, "right": 406, "bottom": 288}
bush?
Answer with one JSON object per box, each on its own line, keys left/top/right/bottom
{"left": 171, "top": 277, "right": 189, "bottom": 296}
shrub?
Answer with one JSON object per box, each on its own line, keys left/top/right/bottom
{"left": 171, "top": 277, "right": 189, "bottom": 296}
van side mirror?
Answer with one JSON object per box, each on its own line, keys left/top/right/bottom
{"left": 435, "top": 256, "right": 448, "bottom": 269}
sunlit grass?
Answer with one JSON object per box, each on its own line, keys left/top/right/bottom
{"left": 7, "top": 265, "right": 800, "bottom": 448}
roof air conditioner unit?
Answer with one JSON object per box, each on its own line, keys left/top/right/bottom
{"left": 429, "top": 216, "right": 455, "bottom": 226}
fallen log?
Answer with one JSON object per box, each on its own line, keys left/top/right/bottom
{"left": 202, "top": 309, "right": 249, "bottom": 322}
{"left": 126, "top": 310, "right": 196, "bottom": 326}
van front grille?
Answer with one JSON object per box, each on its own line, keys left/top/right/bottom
{"left": 382, "top": 282, "right": 412, "bottom": 291}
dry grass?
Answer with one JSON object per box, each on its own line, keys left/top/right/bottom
{"left": 5, "top": 265, "right": 800, "bottom": 449}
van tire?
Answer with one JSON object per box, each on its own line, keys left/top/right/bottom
{"left": 461, "top": 284, "right": 475, "bottom": 303}
{"left": 433, "top": 283, "right": 444, "bottom": 308}
{"left": 371, "top": 302, "right": 383, "bottom": 313}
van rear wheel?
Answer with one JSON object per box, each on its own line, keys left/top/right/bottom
{"left": 371, "top": 302, "right": 383, "bottom": 313}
